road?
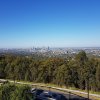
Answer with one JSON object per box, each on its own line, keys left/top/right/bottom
{"left": 40, "top": 89, "right": 88, "bottom": 100}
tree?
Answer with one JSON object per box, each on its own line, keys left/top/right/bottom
{"left": 96, "top": 62, "right": 100, "bottom": 91}
{"left": 75, "top": 51, "right": 88, "bottom": 89}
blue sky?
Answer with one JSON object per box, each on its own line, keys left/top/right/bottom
{"left": 0, "top": 0, "right": 100, "bottom": 48}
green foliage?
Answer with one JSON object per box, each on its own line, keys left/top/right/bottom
{"left": 0, "top": 51, "right": 100, "bottom": 92}
{"left": 96, "top": 62, "right": 100, "bottom": 91}
{"left": 0, "top": 83, "right": 33, "bottom": 100}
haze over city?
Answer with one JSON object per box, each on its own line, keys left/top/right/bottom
{"left": 0, "top": 0, "right": 100, "bottom": 48}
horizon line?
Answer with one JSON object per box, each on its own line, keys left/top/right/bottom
{"left": 0, "top": 46, "right": 100, "bottom": 49}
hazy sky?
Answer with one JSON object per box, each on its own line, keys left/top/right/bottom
{"left": 0, "top": 0, "right": 100, "bottom": 48}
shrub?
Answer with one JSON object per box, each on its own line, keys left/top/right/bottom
{"left": 0, "top": 83, "right": 33, "bottom": 100}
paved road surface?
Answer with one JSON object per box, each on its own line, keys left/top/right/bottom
{"left": 40, "top": 89, "right": 88, "bottom": 100}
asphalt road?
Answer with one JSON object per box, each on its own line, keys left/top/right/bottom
{"left": 40, "top": 89, "right": 88, "bottom": 100}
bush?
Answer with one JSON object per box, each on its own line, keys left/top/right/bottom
{"left": 0, "top": 83, "right": 33, "bottom": 100}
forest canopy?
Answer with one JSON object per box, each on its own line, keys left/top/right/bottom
{"left": 0, "top": 51, "right": 100, "bottom": 92}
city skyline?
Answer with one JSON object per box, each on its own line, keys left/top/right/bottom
{"left": 0, "top": 0, "right": 100, "bottom": 48}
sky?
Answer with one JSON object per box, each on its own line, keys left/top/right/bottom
{"left": 0, "top": 0, "right": 100, "bottom": 48}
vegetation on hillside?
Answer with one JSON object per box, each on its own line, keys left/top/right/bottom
{"left": 0, "top": 51, "right": 100, "bottom": 92}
